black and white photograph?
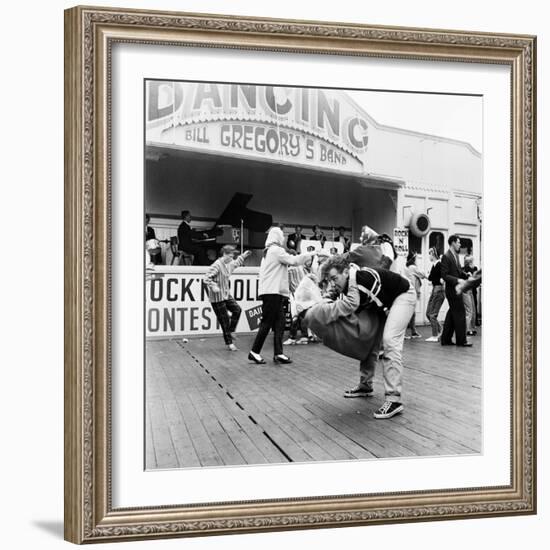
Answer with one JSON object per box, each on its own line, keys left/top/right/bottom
{"left": 144, "top": 80, "right": 483, "bottom": 470}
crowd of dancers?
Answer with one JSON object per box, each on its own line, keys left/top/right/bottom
{"left": 198, "top": 224, "right": 481, "bottom": 420}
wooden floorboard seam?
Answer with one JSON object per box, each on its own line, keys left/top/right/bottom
{"left": 145, "top": 331, "right": 482, "bottom": 468}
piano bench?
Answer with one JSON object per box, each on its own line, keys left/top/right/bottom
{"left": 179, "top": 252, "right": 194, "bottom": 266}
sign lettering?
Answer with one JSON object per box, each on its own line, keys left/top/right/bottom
{"left": 146, "top": 269, "right": 262, "bottom": 337}
{"left": 146, "top": 82, "right": 371, "bottom": 175}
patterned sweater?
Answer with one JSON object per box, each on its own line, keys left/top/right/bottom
{"left": 288, "top": 265, "right": 308, "bottom": 294}
{"left": 203, "top": 254, "right": 246, "bottom": 303}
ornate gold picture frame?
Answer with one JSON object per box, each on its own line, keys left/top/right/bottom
{"left": 64, "top": 5, "right": 536, "bottom": 544}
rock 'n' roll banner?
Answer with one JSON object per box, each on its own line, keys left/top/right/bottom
{"left": 146, "top": 267, "right": 261, "bottom": 337}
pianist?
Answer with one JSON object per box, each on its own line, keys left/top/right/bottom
{"left": 177, "top": 210, "right": 209, "bottom": 265}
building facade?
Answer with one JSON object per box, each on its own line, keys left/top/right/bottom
{"left": 145, "top": 81, "right": 481, "bottom": 336}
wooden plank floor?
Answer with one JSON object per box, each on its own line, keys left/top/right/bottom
{"left": 145, "top": 326, "right": 482, "bottom": 469}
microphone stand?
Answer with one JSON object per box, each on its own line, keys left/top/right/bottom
{"left": 240, "top": 218, "right": 244, "bottom": 255}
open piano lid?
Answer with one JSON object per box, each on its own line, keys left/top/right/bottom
{"left": 210, "top": 193, "right": 273, "bottom": 247}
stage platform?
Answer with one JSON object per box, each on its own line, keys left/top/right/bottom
{"left": 146, "top": 327, "right": 482, "bottom": 469}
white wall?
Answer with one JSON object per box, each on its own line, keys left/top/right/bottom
{"left": 367, "top": 126, "right": 482, "bottom": 194}
{"left": 1, "top": 2, "right": 546, "bottom": 550}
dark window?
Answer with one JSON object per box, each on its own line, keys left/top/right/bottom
{"left": 460, "top": 237, "right": 473, "bottom": 255}
{"left": 408, "top": 232, "right": 422, "bottom": 255}
{"left": 428, "top": 231, "right": 445, "bottom": 257}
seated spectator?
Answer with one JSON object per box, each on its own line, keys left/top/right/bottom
{"left": 145, "top": 214, "right": 162, "bottom": 265}
{"left": 310, "top": 224, "right": 327, "bottom": 244}
{"left": 335, "top": 226, "right": 351, "bottom": 252}
{"left": 287, "top": 225, "right": 304, "bottom": 253}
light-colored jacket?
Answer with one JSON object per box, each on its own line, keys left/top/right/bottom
{"left": 259, "top": 227, "right": 311, "bottom": 297}
{"left": 404, "top": 264, "right": 426, "bottom": 297}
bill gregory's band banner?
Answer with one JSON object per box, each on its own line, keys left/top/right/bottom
{"left": 146, "top": 82, "right": 370, "bottom": 174}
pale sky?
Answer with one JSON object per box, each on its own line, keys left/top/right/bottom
{"left": 347, "top": 90, "right": 483, "bottom": 154}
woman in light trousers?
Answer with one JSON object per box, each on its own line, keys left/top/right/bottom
{"left": 425, "top": 247, "right": 445, "bottom": 341}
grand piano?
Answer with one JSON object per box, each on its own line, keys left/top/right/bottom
{"left": 200, "top": 192, "right": 273, "bottom": 251}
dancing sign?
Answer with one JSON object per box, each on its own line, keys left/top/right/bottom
{"left": 146, "top": 82, "right": 368, "bottom": 175}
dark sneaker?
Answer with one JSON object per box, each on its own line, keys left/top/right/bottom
{"left": 373, "top": 401, "right": 404, "bottom": 419}
{"left": 411, "top": 332, "right": 422, "bottom": 339}
{"left": 343, "top": 385, "right": 374, "bottom": 398}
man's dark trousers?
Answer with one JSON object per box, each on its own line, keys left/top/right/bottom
{"left": 441, "top": 295, "right": 467, "bottom": 345}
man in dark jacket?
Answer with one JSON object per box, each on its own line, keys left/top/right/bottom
{"left": 286, "top": 225, "right": 304, "bottom": 253}
{"left": 440, "top": 234, "right": 471, "bottom": 346}
{"left": 177, "top": 210, "right": 207, "bottom": 265}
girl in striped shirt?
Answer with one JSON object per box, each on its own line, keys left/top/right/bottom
{"left": 203, "top": 245, "right": 251, "bottom": 351}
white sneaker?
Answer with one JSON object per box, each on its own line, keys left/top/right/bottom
{"left": 227, "top": 343, "right": 238, "bottom": 351}
{"left": 425, "top": 336, "right": 439, "bottom": 342}
{"left": 296, "top": 337, "right": 309, "bottom": 345}
{"left": 283, "top": 338, "right": 296, "bottom": 345}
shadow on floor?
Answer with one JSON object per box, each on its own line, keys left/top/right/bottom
{"left": 33, "top": 520, "right": 64, "bottom": 539}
